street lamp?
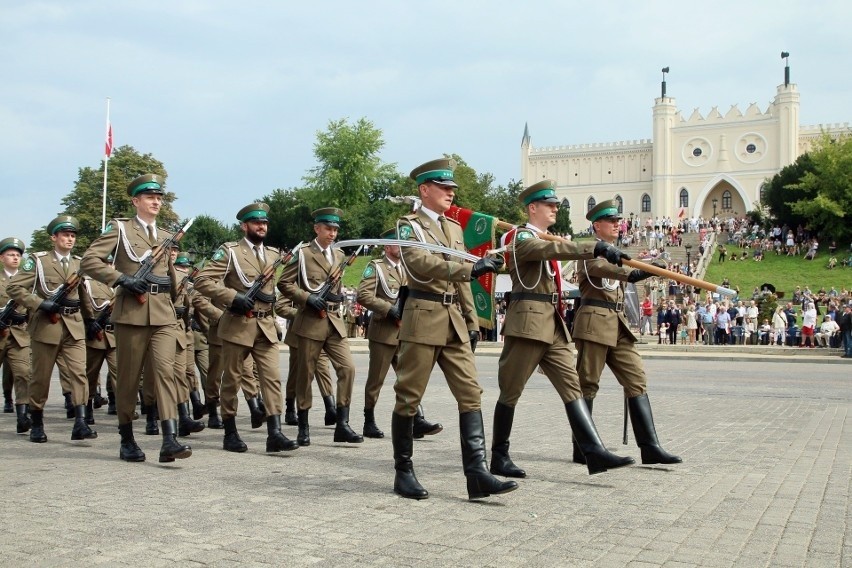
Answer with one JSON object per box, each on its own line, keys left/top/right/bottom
{"left": 685, "top": 243, "right": 693, "bottom": 275}
{"left": 712, "top": 198, "right": 718, "bottom": 219}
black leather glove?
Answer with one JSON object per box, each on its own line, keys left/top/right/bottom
{"left": 229, "top": 293, "right": 255, "bottom": 314}
{"left": 326, "top": 292, "right": 345, "bottom": 304}
{"left": 85, "top": 318, "right": 103, "bottom": 340}
{"left": 593, "top": 241, "right": 631, "bottom": 267}
{"left": 306, "top": 294, "right": 327, "bottom": 313}
{"left": 628, "top": 259, "right": 667, "bottom": 283}
{"left": 471, "top": 256, "right": 504, "bottom": 279}
{"left": 469, "top": 330, "right": 480, "bottom": 352}
{"left": 115, "top": 274, "right": 149, "bottom": 295}
{"left": 387, "top": 304, "right": 402, "bottom": 321}
{"left": 190, "top": 319, "right": 202, "bottom": 332}
{"left": 38, "top": 300, "right": 62, "bottom": 314}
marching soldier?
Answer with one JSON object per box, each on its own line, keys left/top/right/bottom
{"left": 391, "top": 158, "right": 515, "bottom": 501}
{"left": 80, "top": 274, "right": 117, "bottom": 424}
{"left": 191, "top": 291, "right": 225, "bottom": 428}
{"left": 8, "top": 216, "right": 96, "bottom": 442}
{"left": 573, "top": 200, "right": 682, "bottom": 465}
{"left": 490, "top": 181, "right": 634, "bottom": 478}
{"left": 81, "top": 174, "right": 191, "bottom": 463}
{"left": 356, "top": 228, "right": 442, "bottom": 439}
{"left": 171, "top": 248, "right": 205, "bottom": 437}
{"left": 0, "top": 237, "right": 32, "bottom": 433}
{"left": 194, "top": 202, "right": 297, "bottom": 453}
{"left": 278, "top": 207, "right": 362, "bottom": 446}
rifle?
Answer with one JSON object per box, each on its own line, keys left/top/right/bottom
{"left": 315, "top": 245, "right": 363, "bottom": 319}
{"left": 47, "top": 268, "right": 85, "bottom": 324}
{"left": 92, "top": 299, "right": 115, "bottom": 341}
{"left": 390, "top": 285, "right": 409, "bottom": 328}
{"left": 175, "top": 266, "right": 200, "bottom": 298}
{"left": 131, "top": 217, "right": 194, "bottom": 304}
{"left": 0, "top": 300, "right": 19, "bottom": 337}
{"left": 240, "top": 242, "right": 303, "bottom": 318}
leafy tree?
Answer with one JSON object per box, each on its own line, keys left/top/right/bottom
{"left": 263, "top": 187, "right": 316, "bottom": 248}
{"left": 181, "top": 214, "right": 240, "bottom": 260}
{"left": 761, "top": 152, "right": 814, "bottom": 232}
{"left": 551, "top": 204, "right": 575, "bottom": 236}
{"left": 29, "top": 145, "right": 178, "bottom": 253}
{"left": 481, "top": 179, "right": 526, "bottom": 228}
{"left": 447, "top": 153, "right": 492, "bottom": 212}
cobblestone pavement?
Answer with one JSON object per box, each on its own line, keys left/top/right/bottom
{"left": 0, "top": 352, "right": 848, "bottom": 567}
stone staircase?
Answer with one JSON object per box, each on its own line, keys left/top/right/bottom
{"left": 619, "top": 231, "right": 704, "bottom": 267}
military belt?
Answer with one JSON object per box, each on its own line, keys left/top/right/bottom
{"left": 325, "top": 303, "right": 341, "bottom": 313}
{"left": 104, "top": 324, "right": 114, "bottom": 332}
{"left": 580, "top": 298, "right": 624, "bottom": 312}
{"left": 9, "top": 313, "right": 27, "bottom": 325}
{"left": 59, "top": 307, "right": 80, "bottom": 315}
{"left": 252, "top": 310, "right": 272, "bottom": 318}
{"left": 407, "top": 290, "right": 458, "bottom": 306}
{"left": 511, "top": 292, "right": 560, "bottom": 305}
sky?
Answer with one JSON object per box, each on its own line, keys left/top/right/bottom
{"left": 2, "top": 1, "right": 850, "bottom": 245}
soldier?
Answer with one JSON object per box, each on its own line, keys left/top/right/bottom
{"left": 573, "top": 200, "right": 682, "bottom": 465}
{"left": 194, "top": 202, "right": 297, "bottom": 453}
{"left": 391, "top": 158, "right": 515, "bottom": 501}
{"left": 80, "top": 274, "right": 117, "bottom": 424}
{"left": 356, "top": 228, "right": 442, "bottom": 439}
{"left": 0, "top": 237, "right": 32, "bottom": 433}
{"left": 81, "top": 174, "right": 191, "bottom": 463}
{"left": 278, "top": 207, "right": 363, "bottom": 446}
{"left": 490, "top": 180, "right": 634, "bottom": 478}
{"left": 171, "top": 249, "right": 205, "bottom": 437}
{"left": 8, "top": 216, "right": 97, "bottom": 442}
{"left": 191, "top": 291, "right": 225, "bottom": 428}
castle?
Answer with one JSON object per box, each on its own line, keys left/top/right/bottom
{"left": 521, "top": 63, "right": 850, "bottom": 232}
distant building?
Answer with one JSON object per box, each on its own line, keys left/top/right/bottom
{"left": 521, "top": 65, "right": 850, "bottom": 232}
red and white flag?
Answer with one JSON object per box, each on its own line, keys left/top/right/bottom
{"left": 105, "top": 123, "right": 113, "bottom": 157}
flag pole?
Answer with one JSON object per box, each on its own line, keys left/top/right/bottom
{"left": 100, "top": 97, "right": 111, "bottom": 232}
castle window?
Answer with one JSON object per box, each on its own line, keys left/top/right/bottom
{"left": 722, "top": 190, "right": 732, "bottom": 210}
{"left": 679, "top": 188, "right": 689, "bottom": 208}
{"left": 587, "top": 197, "right": 596, "bottom": 213}
{"left": 641, "top": 193, "right": 651, "bottom": 213}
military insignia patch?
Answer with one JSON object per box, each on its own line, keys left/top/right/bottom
{"left": 362, "top": 265, "right": 375, "bottom": 278}
{"left": 102, "top": 223, "right": 113, "bottom": 234}
{"left": 516, "top": 230, "right": 533, "bottom": 241}
{"left": 212, "top": 248, "right": 226, "bottom": 261}
{"left": 22, "top": 258, "right": 35, "bottom": 271}
{"left": 399, "top": 225, "right": 412, "bottom": 240}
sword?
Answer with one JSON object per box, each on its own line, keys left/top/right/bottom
{"left": 333, "top": 239, "right": 485, "bottom": 262}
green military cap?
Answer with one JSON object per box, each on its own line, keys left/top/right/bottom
{"left": 586, "top": 199, "right": 623, "bottom": 222}
{"left": 236, "top": 202, "right": 270, "bottom": 222}
{"left": 0, "top": 237, "right": 26, "bottom": 254}
{"left": 519, "top": 179, "right": 560, "bottom": 206}
{"left": 175, "top": 252, "right": 192, "bottom": 266}
{"left": 127, "top": 173, "right": 165, "bottom": 197}
{"left": 380, "top": 228, "right": 397, "bottom": 239}
{"left": 312, "top": 207, "right": 343, "bottom": 227}
{"left": 409, "top": 158, "right": 458, "bottom": 188}
{"left": 47, "top": 215, "right": 79, "bottom": 235}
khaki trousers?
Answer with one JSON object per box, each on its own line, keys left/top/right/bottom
{"left": 0, "top": 336, "right": 30, "bottom": 403}
{"left": 285, "top": 346, "right": 332, "bottom": 399}
{"left": 575, "top": 331, "right": 648, "bottom": 400}
{"left": 30, "top": 332, "right": 88, "bottom": 410}
{"left": 85, "top": 345, "right": 116, "bottom": 399}
{"left": 497, "top": 333, "right": 583, "bottom": 407}
{"left": 220, "top": 329, "right": 282, "bottom": 419}
{"left": 294, "top": 334, "right": 354, "bottom": 410}
{"left": 114, "top": 323, "right": 179, "bottom": 424}
{"left": 365, "top": 340, "right": 397, "bottom": 410}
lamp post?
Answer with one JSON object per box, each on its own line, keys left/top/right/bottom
{"left": 685, "top": 243, "right": 692, "bottom": 276}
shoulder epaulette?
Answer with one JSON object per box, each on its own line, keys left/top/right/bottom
{"left": 33, "top": 251, "right": 48, "bottom": 258}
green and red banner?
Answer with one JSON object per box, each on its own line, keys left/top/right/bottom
{"left": 446, "top": 204, "right": 497, "bottom": 330}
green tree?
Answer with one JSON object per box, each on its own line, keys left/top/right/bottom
{"left": 29, "top": 145, "right": 178, "bottom": 253}
{"left": 447, "top": 153, "right": 492, "bottom": 212}
{"left": 181, "top": 214, "right": 240, "bottom": 260}
{"left": 481, "top": 179, "right": 526, "bottom": 227}
{"left": 263, "top": 187, "right": 316, "bottom": 248}
{"left": 762, "top": 152, "right": 814, "bottom": 232}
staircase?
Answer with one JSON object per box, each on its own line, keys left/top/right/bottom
{"left": 619, "top": 231, "right": 704, "bottom": 267}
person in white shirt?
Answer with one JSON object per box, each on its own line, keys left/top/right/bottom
{"left": 801, "top": 302, "right": 818, "bottom": 348}
{"left": 815, "top": 316, "right": 840, "bottom": 348}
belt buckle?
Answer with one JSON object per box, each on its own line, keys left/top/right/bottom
{"left": 62, "top": 307, "right": 76, "bottom": 315}
{"left": 149, "top": 283, "right": 159, "bottom": 295}
{"left": 614, "top": 301, "right": 624, "bottom": 312}
{"left": 442, "top": 293, "right": 454, "bottom": 305}
{"left": 550, "top": 293, "right": 559, "bottom": 305}
{"left": 104, "top": 324, "right": 114, "bottom": 332}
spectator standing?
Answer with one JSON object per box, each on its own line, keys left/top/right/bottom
{"left": 801, "top": 302, "right": 818, "bottom": 348}
{"left": 686, "top": 305, "right": 698, "bottom": 345}
{"left": 838, "top": 304, "right": 852, "bottom": 358}
{"left": 772, "top": 307, "right": 787, "bottom": 346}
{"left": 640, "top": 295, "right": 653, "bottom": 336}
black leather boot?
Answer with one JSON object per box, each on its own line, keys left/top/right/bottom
{"left": 118, "top": 422, "right": 145, "bottom": 462}
{"left": 460, "top": 410, "right": 518, "bottom": 500}
{"left": 85, "top": 398, "right": 96, "bottom": 425}
{"left": 284, "top": 398, "right": 298, "bottom": 426}
{"left": 107, "top": 391, "right": 117, "bottom": 415}
{"left": 266, "top": 415, "right": 299, "bottom": 452}
{"left": 145, "top": 402, "right": 159, "bottom": 435}
{"left": 256, "top": 395, "right": 267, "bottom": 417}
{"left": 246, "top": 397, "right": 265, "bottom": 429}
{"left": 572, "top": 398, "right": 592, "bottom": 465}
{"left": 628, "top": 394, "right": 682, "bottom": 465}
{"left": 190, "top": 390, "right": 207, "bottom": 420}
{"left": 334, "top": 406, "right": 364, "bottom": 443}
{"left": 64, "top": 392, "right": 74, "bottom": 419}
{"left": 413, "top": 404, "right": 442, "bottom": 439}
{"left": 29, "top": 408, "right": 47, "bottom": 443}
{"left": 322, "top": 395, "right": 337, "bottom": 426}
{"left": 93, "top": 386, "right": 107, "bottom": 409}
{"left": 178, "top": 401, "right": 205, "bottom": 436}
{"left": 565, "top": 399, "right": 634, "bottom": 475}
{"left": 222, "top": 416, "right": 248, "bottom": 452}
{"left": 2, "top": 389, "right": 12, "bottom": 413}
{"left": 15, "top": 404, "right": 31, "bottom": 434}
{"left": 490, "top": 402, "right": 526, "bottom": 478}
{"left": 159, "top": 419, "right": 192, "bottom": 463}
{"left": 391, "top": 412, "right": 428, "bottom": 500}
{"left": 362, "top": 408, "right": 384, "bottom": 439}
{"left": 71, "top": 405, "right": 98, "bottom": 440}
{"left": 296, "top": 409, "right": 310, "bottom": 446}
{"left": 207, "top": 399, "right": 223, "bottom": 429}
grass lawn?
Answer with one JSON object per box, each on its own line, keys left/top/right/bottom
{"left": 703, "top": 245, "right": 850, "bottom": 298}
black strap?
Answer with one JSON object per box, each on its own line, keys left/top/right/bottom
{"left": 580, "top": 298, "right": 624, "bottom": 312}
{"left": 510, "top": 292, "right": 559, "bottom": 305}
{"left": 407, "top": 289, "right": 458, "bottom": 305}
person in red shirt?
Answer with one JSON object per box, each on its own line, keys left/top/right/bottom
{"left": 640, "top": 295, "right": 654, "bottom": 336}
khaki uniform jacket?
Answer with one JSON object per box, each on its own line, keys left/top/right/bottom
{"left": 81, "top": 218, "right": 178, "bottom": 326}
{"left": 572, "top": 253, "right": 636, "bottom": 348}
{"left": 79, "top": 277, "right": 116, "bottom": 350}
{"left": 274, "top": 296, "right": 300, "bottom": 349}
{"left": 194, "top": 240, "right": 279, "bottom": 348}
{"left": 0, "top": 270, "right": 30, "bottom": 347}
{"left": 277, "top": 240, "right": 347, "bottom": 341}
{"left": 8, "top": 252, "right": 85, "bottom": 345}
{"left": 357, "top": 254, "right": 404, "bottom": 346}
{"left": 191, "top": 291, "right": 224, "bottom": 347}
{"left": 171, "top": 266, "right": 193, "bottom": 349}
{"left": 504, "top": 226, "right": 595, "bottom": 343}
{"left": 397, "top": 209, "right": 477, "bottom": 346}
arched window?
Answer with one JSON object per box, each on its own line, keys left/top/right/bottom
{"left": 587, "top": 196, "right": 596, "bottom": 213}
{"left": 614, "top": 195, "right": 623, "bottom": 214}
{"left": 679, "top": 188, "right": 689, "bottom": 208}
{"left": 641, "top": 193, "right": 651, "bottom": 213}
{"left": 722, "top": 190, "right": 732, "bottom": 210}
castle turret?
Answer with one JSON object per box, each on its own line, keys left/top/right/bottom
{"left": 521, "top": 122, "right": 531, "bottom": 185}
{"left": 652, "top": 70, "right": 677, "bottom": 218}
{"left": 772, "top": 56, "right": 799, "bottom": 167}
